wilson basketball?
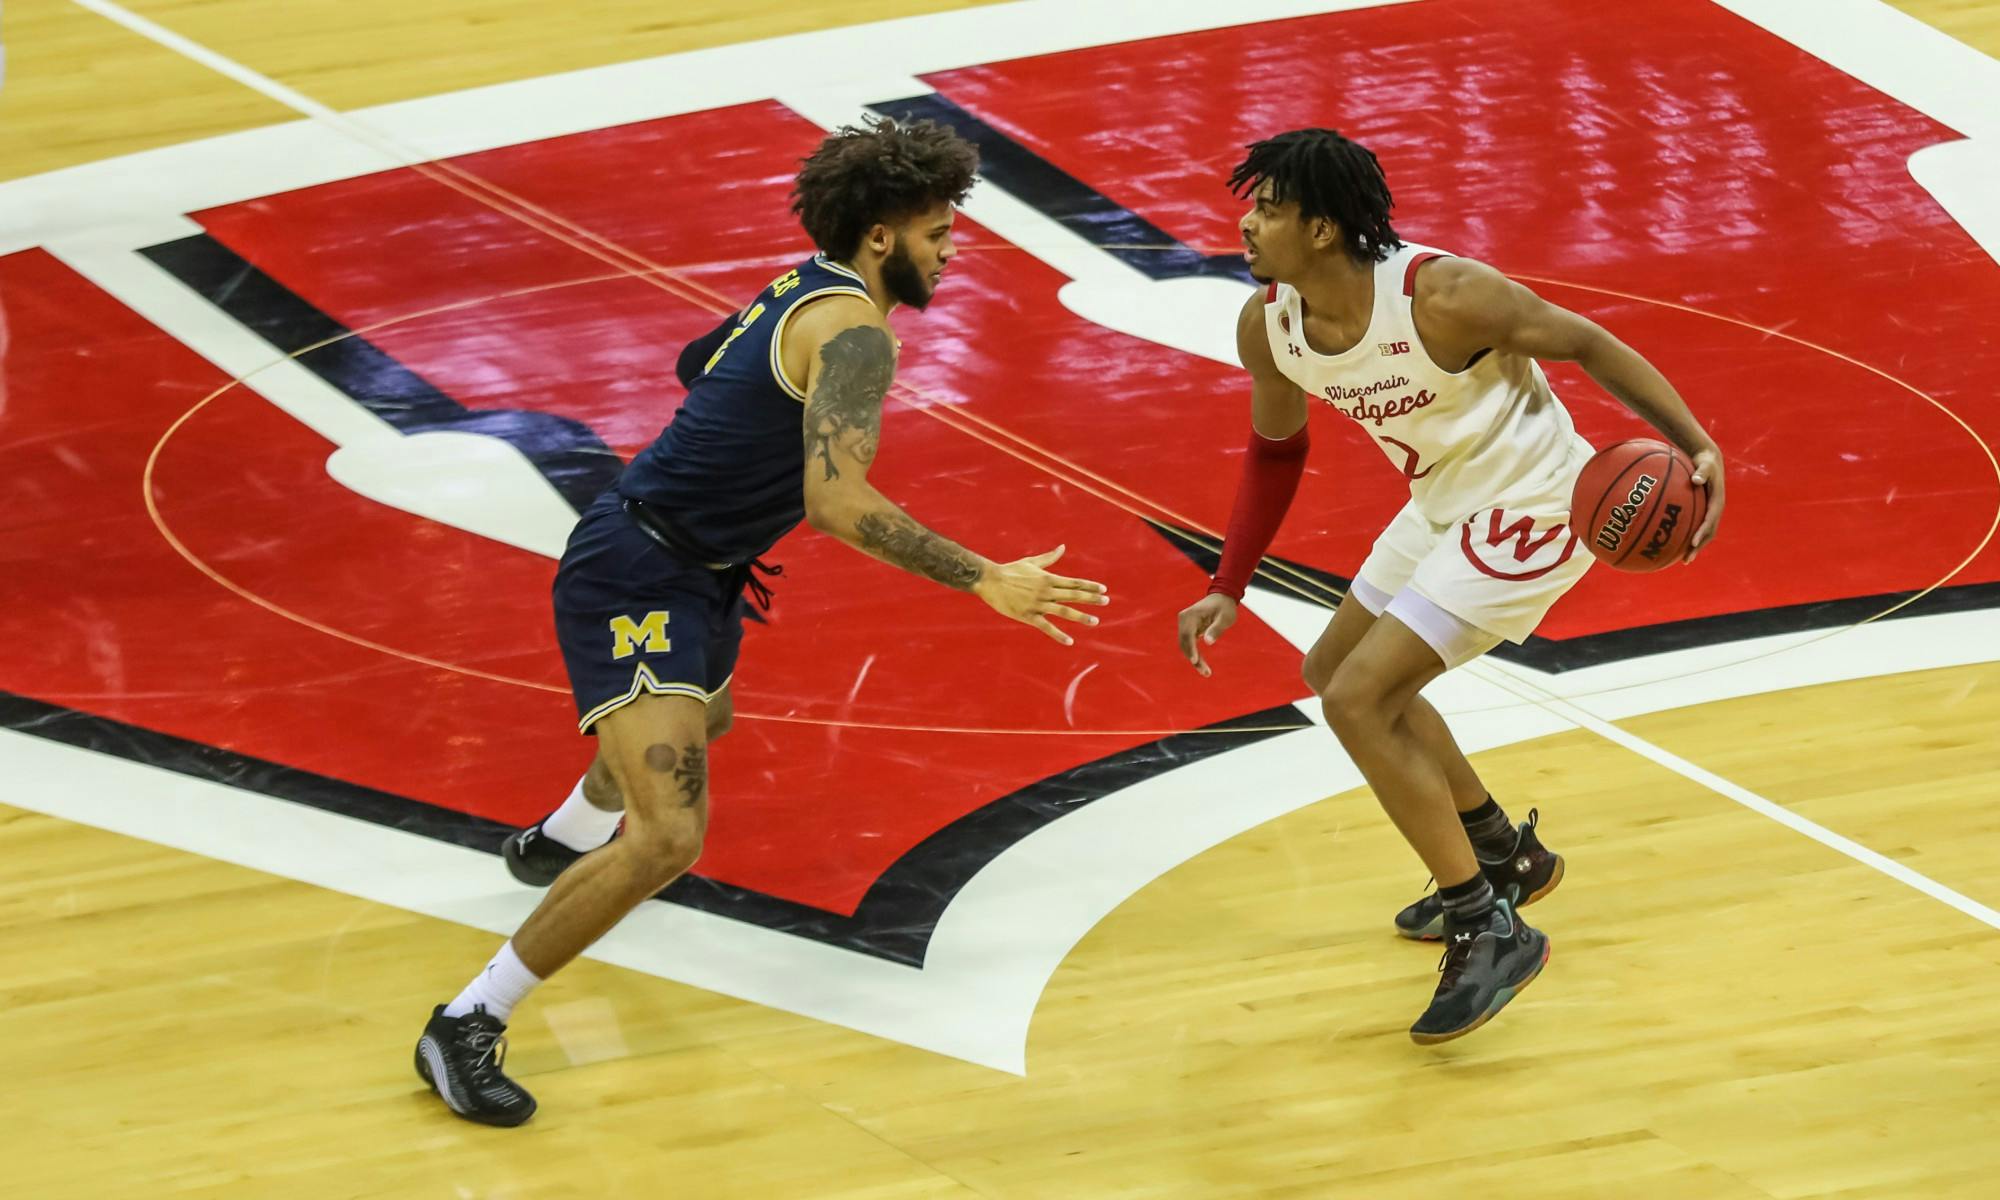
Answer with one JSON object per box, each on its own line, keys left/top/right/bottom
{"left": 1572, "top": 438, "right": 1706, "bottom": 572}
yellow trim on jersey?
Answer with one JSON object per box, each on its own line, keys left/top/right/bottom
{"left": 769, "top": 285, "right": 876, "bottom": 401}
{"left": 577, "top": 662, "right": 717, "bottom": 733}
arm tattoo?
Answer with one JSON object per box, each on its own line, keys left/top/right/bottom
{"left": 855, "top": 510, "right": 984, "bottom": 591}
{"left": 803, "top": 325, "right": 894, "bottom": 482}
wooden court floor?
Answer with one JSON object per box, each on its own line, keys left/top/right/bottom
{"left": 3, "top": 2, "right": 1998, "bottom": 1197}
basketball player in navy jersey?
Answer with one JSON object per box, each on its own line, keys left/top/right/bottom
{"left": 415, "top": 118, "right": 1111, "bottom": 1125}
{"left": 1177, "top": 129, "right": 1723, "bottom": 1043}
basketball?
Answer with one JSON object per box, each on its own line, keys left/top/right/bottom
{"left": 1572, "top": 438, "right": 1707, "bottom": 572}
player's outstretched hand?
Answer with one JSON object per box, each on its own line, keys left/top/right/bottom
{"left": 1175, "top": 593, "right": 1238, "bottom": 677}
{"left": 1686, "top": 445, "right": 1725, "bottom": 563}
{"left": 974, "top": 545, "right": 1109, "bottom": 646}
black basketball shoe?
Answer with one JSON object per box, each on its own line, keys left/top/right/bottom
{"left": 1409, "top": 899, "right": 1550, "bottom": 1045}
{"left": 1393, "top": 809, "right": 1564, "bottom": 941}
{"left": 414, "top": 1005, "right": 537, "bottom": 1127}
{"left": 502, "top": 820, "right": 586, "bottom": 887}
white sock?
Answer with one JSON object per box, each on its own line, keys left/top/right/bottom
{"left": 541, "top": 774, "right": 622, "bottom": 852}
{"left": 443, "top": 941, "right": 542, "bottom": 1023}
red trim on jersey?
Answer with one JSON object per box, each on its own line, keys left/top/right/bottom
{"left": 1403, "top": 252, "right": 1446, "bottom": 296}
{"left": 1265, "top": 282, "right": 1278, "bottom": 303}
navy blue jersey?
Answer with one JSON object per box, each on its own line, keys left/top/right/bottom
{"left": 617, "top": 256, "right": 874, "bottom": 562}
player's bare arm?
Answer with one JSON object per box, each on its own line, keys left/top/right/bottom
{"left": 1414, "top": 257, "right": 1725, "bottom": 560}
{"left": 793, "top": 297, "right": 1110, "bottom": 644}
{"left": 1177, "top": 291, "right": 1313, "bottom": 675}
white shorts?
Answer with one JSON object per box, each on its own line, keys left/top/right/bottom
{"left": 1353, "top": 477, "right": 1593, "bottom": 669}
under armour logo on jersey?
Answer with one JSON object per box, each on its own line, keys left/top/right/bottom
{"left": 1378, "top": 341, "right": 1411, "bottom": 355}
{"left": 1287, "top": 343, "right": 1303, "bottom": 357}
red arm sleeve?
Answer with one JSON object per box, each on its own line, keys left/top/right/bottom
{"left": 1207, "top": 424, "right": 1310, "bottom": 602}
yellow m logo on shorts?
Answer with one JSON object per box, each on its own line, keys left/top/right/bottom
{"left": 608, "top": 611, "right": 672, "bottom": 659}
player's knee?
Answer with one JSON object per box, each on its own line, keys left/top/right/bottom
{"left": 622, "top": 820, "right": 704, "bottom": 884}
{"left": 1320, "top": 665, "right": 1388, "bottom": 735}
{"left": 1301, "top": 648, "right": 1341, "bottom": 697}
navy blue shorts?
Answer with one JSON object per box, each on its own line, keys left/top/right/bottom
{"left": 552, "top": 492, "right": 745, "bottom": 733}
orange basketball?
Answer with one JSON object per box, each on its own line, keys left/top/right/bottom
{"left": 1572, "top": 438, "right": 1706, "bottom": 572}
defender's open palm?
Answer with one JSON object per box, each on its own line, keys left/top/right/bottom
{"left": 976, "top": 546, "right": 1109, "bottom": 645}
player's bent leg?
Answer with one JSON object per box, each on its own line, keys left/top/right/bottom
{"left": 1318, "top": 616, "right": 1472, "bottom": 885}
{"left": 417, "top": 694, "right": 710, "bottom": 1128}
{"left": 507, "top": 683, "right": 730, "bottom": 890}
{"left": 1318, "top": 616, "right": 1550, "bottom": 1042}
{"left": 1307, "top": 589, "right": 1520, "bottom": 939}
{"left": 1378, "top": 591, "right": 1564, "bottom": 940}
{"left": 1310, "top": 589, "right": 1492, "bottom": 826}
{"left": 510, "top": 691, "right": 711, "bottom": 980}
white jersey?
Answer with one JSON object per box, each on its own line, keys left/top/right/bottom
{"left": 1264, "top": 242, "right": 1593, "bottom": 523}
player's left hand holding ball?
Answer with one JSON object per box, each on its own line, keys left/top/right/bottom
{"left": 1685, "top": 443, "right": 1725, "bottom": 563}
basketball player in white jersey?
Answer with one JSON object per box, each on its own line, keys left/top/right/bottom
{"left": 1176, "top": 129, "right": 1724, "bottom": 1043}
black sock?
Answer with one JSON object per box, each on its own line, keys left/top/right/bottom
{"left": 1438, "top": 873, "right": 1496, "bottom": 932}
{"left": 1460, "top": 796, "right": 1516, "bottom": 862}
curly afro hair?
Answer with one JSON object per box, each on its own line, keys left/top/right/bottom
{"left": 792, "top": 116, "right": 979, "bottom": 259}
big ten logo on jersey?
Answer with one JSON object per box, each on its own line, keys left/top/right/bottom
{"left": 771, "top": 268, "right": 802, "bottom": 298}
{"left": 704, "top": 301, "right": 768, "bottom": 373}
{"left": 609, "top": 611, "right": 672, "bottom": 658}
{"left": 1378, "top": 341, "right": 1411, "bottom": 355}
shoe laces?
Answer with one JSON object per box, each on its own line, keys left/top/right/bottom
{"left": 456, "top": 1015, "right": 511, "bottom": 1081}
{"left": 1435, "top": 928, "right": 1479, "bottom": 990}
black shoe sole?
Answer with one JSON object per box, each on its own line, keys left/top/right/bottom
{"left": 1408, "top": 933, "right": 1552, "bottom": 1046}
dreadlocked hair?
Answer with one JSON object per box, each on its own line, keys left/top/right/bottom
{"left": 791, "top": 116, "right": 979, "bottom": 259}
{"left": 1227, "top": 128, "right": 1401, "bottom": 263}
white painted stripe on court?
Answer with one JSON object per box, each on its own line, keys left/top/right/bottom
{"left": 1471, "top": 661, "right": 2000, "bottom": 930}
{"left": 65, "top": 0, "right": 341, "bottom": 121}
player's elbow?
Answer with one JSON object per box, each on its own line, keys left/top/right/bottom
{"left": 804, "top": 496, "right": 836, "bottom": 533}
{"left": 803, "top": 484, "right": 847, "bottom": 534}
